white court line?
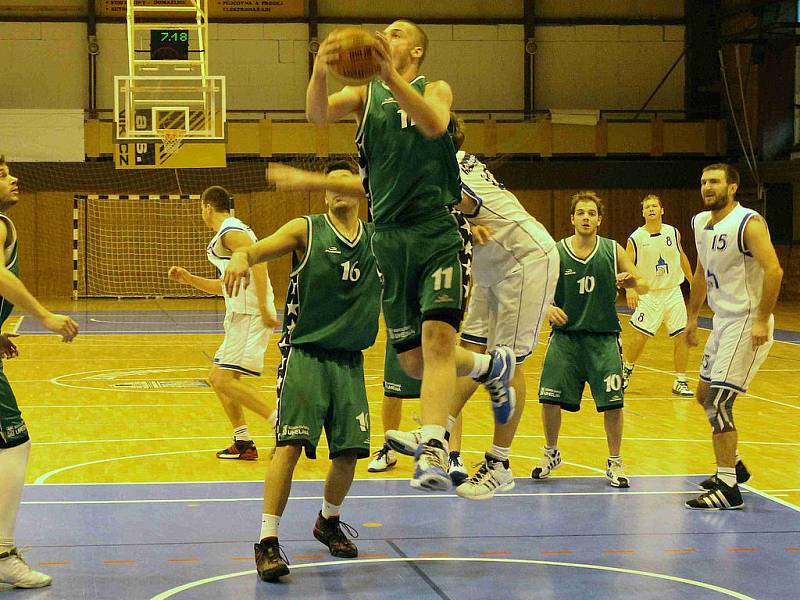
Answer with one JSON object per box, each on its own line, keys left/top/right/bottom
{"left": 29, "top": 433, "right": 800, "bottom": 447}
{"left": 24, "top": 404, "right": 203, "bottom": 409}
{"left": 631, "top": 363, "right": 800, "bottom": 411}
{"left": 150, "top": 558, "right": 755, "bottom": 600}
{"left": 20, "top": 490, "right": 724, "bottom": 506}
{"left": 742, "top": 484, "right": 800, "bottom": 514}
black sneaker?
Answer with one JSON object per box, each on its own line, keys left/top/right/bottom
{"left": 698, "top": 460, "right": 751, "bottom": 490}
{"left": 254, "top": 537, "right": 290, "bottom": 582}
{"left": 313, "top": 512, "right": 359, "bottom": 558}
{"left": 686, "top": 479, "right": 744, "bottom": 510}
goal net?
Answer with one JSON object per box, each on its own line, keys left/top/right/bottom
{"left": 73, "top": 194, "right": 216, "bottom": 298}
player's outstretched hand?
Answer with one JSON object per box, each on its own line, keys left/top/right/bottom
{"left": 625, "top": 288, "right": 639, "bottom": 310}
{"left": 224, "top": 251, "right": 250, "bottom": 297}
{"left": 268, "top": 163, "right": 312, "bottom": 191}
{"left": 42, "top": 313, "right": 79, "bottom": 342}
{"left": 313, "top": 32, "right": 340, "bottom": 74}
{"left": 0, "top": 333, "right": 19, "bottom": 359}
{"left": 168, "top": 266, "right": 189, "bottom": 283}
{"left": 547, "top": 305, "right": 568, "bottom": 327}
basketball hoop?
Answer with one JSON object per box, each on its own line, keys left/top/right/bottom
{"left": 157, "top": 128, "right": 186, "bottom": 153}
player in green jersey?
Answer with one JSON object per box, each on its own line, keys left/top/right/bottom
{"left": 307, "top": 20, "right": 516, "bottom": 492}
{"left": 533, "top": 191, "right": 648, "bottom": 488}
{"left": 225, "top": 161, "right": 381, "bottom": 583}
{"left": 0, "top": 156, "right": 79, "bottom": 589}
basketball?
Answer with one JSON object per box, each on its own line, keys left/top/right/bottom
{"left": 328, "top": 27, "right": 380, "bottom": 85}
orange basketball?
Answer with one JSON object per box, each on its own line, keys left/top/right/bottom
{"left": 329, "top": 27, "right": 380, "bottom": 86}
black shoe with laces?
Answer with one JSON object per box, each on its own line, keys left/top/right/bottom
{"left": 698, "top": 460, "right": 751, "bottom": 490}
{"left": 254, "top": 536, "right": 290, "bottom": 582}
{"left": 686, "top": 479, "right": 743, "bottom": 510}
{"left": 313, "top": 512, "right": 359, "bottom": 558}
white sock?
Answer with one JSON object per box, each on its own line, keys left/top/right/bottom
{"left": 676, "top": 373, "right": 687, "bottom": 382}
{"left": 544, "top": 445, "right": 558, "bottom": 455}
{"left": 233, "top": 425, "right": 251, "bottom": 442}
{"left": 623, "top": 361, "right": 634, "bottom": 370}
{"left": 321, "top": 499, "right": 341, "bottom": 520}
{"left": 608, "top": 454, "right": 621, "bottom": 463}
{"left": 446, "top": 415, "right": 457, "bottom": 434}
{"left": 260, "top": 514, "right": 279, "bottom": 540}
{"left": 468, "top": 353, "right": 491, "bottom": 379}
{"left": 717, "top": 467, "right": 737, "bottom": 487}
{"left": 0, "top": 441, "right": 30, "bottom": 551}
{"left": 421, "top": 425, "right": 446, "bottom": 445}
{"left": 487, "top": 444, "right": 510, "bottom": 462}
{"left": 268, "top": 410, "right": 278, "bottom": 428}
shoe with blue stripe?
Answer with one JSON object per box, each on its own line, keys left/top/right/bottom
{"left": 410, "top": 439, "right": 451, "bottom": 492}
{"left": 483, "top": 346, "right": 516, "bottom": 424}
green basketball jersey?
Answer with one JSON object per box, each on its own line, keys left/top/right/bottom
{"left": 0, "top": 214, "right": 20, "bottom": 327}
{"left": 553, "top": 236, "right": 621, "bottom": 333}
{"left": 280, "top": 214, "right": 380, "bottom": 352}
{"left": 356, "top": 76, "right": 461, "bottom": 228}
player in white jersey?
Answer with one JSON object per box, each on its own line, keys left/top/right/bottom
{"left": 169, "top": 186, "right": 280, "bottom": 461}
{"left": 684, "top": 164, "right": 783, "bottom": 510}
{"left": 386, "top": 120, "right": 560, "bottom": 500}
{"left": 621, "top": 195, "right": 694, "bottom": 396}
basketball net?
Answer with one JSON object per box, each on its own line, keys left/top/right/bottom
{"left": 158, "top": 129, "right": 186, "bottom": 154}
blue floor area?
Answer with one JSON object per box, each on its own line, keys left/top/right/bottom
{"left": 16, "top": 309, "right": 800, "bottom": 342}
{"left": 13, "top": 477, "right": 800, "bottom": 599}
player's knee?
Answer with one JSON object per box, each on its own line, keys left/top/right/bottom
{"left": 274, "top": 443, "right": 303, "bottom": 464}
{"left": 208, "top": 368, "right": 232, "bottom": 389}
{"left": 397, "top": 349, "right": 424, "bottom": 379}
{"left": 703, "top": 387, "right": 737, "bottom": 433}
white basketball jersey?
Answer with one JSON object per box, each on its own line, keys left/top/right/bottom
{"left": 456, "top": 151, "right": 555, "bottom": 286}
{"left": 628, "top": 223, "right": 683, "bottom": 290}
{"left": 692, "top": 203, "right": 764, "bottom": 319}
{"left": 207, "top": 216, "right": 274, "bottom": 315}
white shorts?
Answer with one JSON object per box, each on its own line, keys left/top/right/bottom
{"left": 213, "top": 312, "right": 273, "bottom": 376}
{"left": 629, "top": 287, "right": 687, "bottom": 337}
{"left": 461, "top": 247, "right": 559, "bottom": 363}
{"left": 699, "top": 314, "right": 774, "bottom": 393}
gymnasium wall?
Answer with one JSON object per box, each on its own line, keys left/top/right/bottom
{"left": 14, "top": 187, "right": 800, "bottom": 301}
{"left": 0, "top": 21, "right": 685, "bottom": 112}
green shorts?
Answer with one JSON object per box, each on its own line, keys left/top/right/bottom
{"left": 538, "top": 331, "right": 624, "bottom": 412}
{"left": 276, "top": 345, "right": 371, "bottom": 460}
{"left": 383, "top": 339, "right": 421, "bottom": 399}
{"left": 0, "top": 361, "right": 28, "bottom": 449}
{"left": 372, "top": 211, "right": 471, "bottom": 352}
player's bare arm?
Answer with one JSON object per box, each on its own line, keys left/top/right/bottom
{"left": 223, "top": 229, "right": 280, "bottom": 328}
{"left": 373, "top": 33, "right": 451, "bottom": 138}
{"left": 743, "top": 216, "right": 784, "bottom": 348}
{"left": 225, "top": 218, "right": 308, "bottom": 297}
{"left": 268, "top": 163, "right": 365, "bottom": 197}
{"left": 616, "top": 243, "right": 649, "bottom": 295}
{"left": 676, "top": 230, "right": 693, "bottom": 282}
{"left": 624, "top": 239, "right": 639, "bottom": 309}
{"left": 167, "top": 266, "right": 223, "bottom": 295}
{"left": 306, "top": 34, "right": 366, "bottom": 124}
{"left": 684, "top": 257, "right": 708, "bottom": 347}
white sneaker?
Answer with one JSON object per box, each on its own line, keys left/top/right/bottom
{"left": 448, "top": 451, "right": 468, "bottom": 486}
{"left": 457, "top": 456, "right": 515, "bottom": 500}
{"left": 606, "top": 457, "right": 630, "bottom": 488}
{"left": 385, "top": 428, "right": 423, "bottom": 457}
{"left": 410, "top": 439, "right": 451, "bottom": 491}
{"left": 531, "top": 447, "right": 561, "bottom": 480}
{"left": 622, "top": 363, "right": 634, "bottom": 389}
{"left": 367, "top": 443, "right": 397, "bottom": 472}
{"left": 0, "top": 548, "right": 52, "bottom": 589}
{"left": 672, "top": 379, "right": 693, "bottom": 397}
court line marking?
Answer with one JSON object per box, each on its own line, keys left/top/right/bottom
{"left": 26, "top": 474, "right": 712, "bottom": 486}
{"left": 148, "top": 557, "right": 755, "bottom": 600}
{"left": 28, "top": 433, "right": 800, "bottom": 447}
{"left": 30, "top": 450, "right": 603, "bottom": 483}
{"left": 742, "top": 485, "right": 800, "bottom": 514}
{"left": 631, "top": 363, "right": 800, "bottom": 411}
{"left": 19, "top": 490, "right": 739, "bottom": 506}
{"left": 24, "top": 404, "right": 204, "bottom": 409}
